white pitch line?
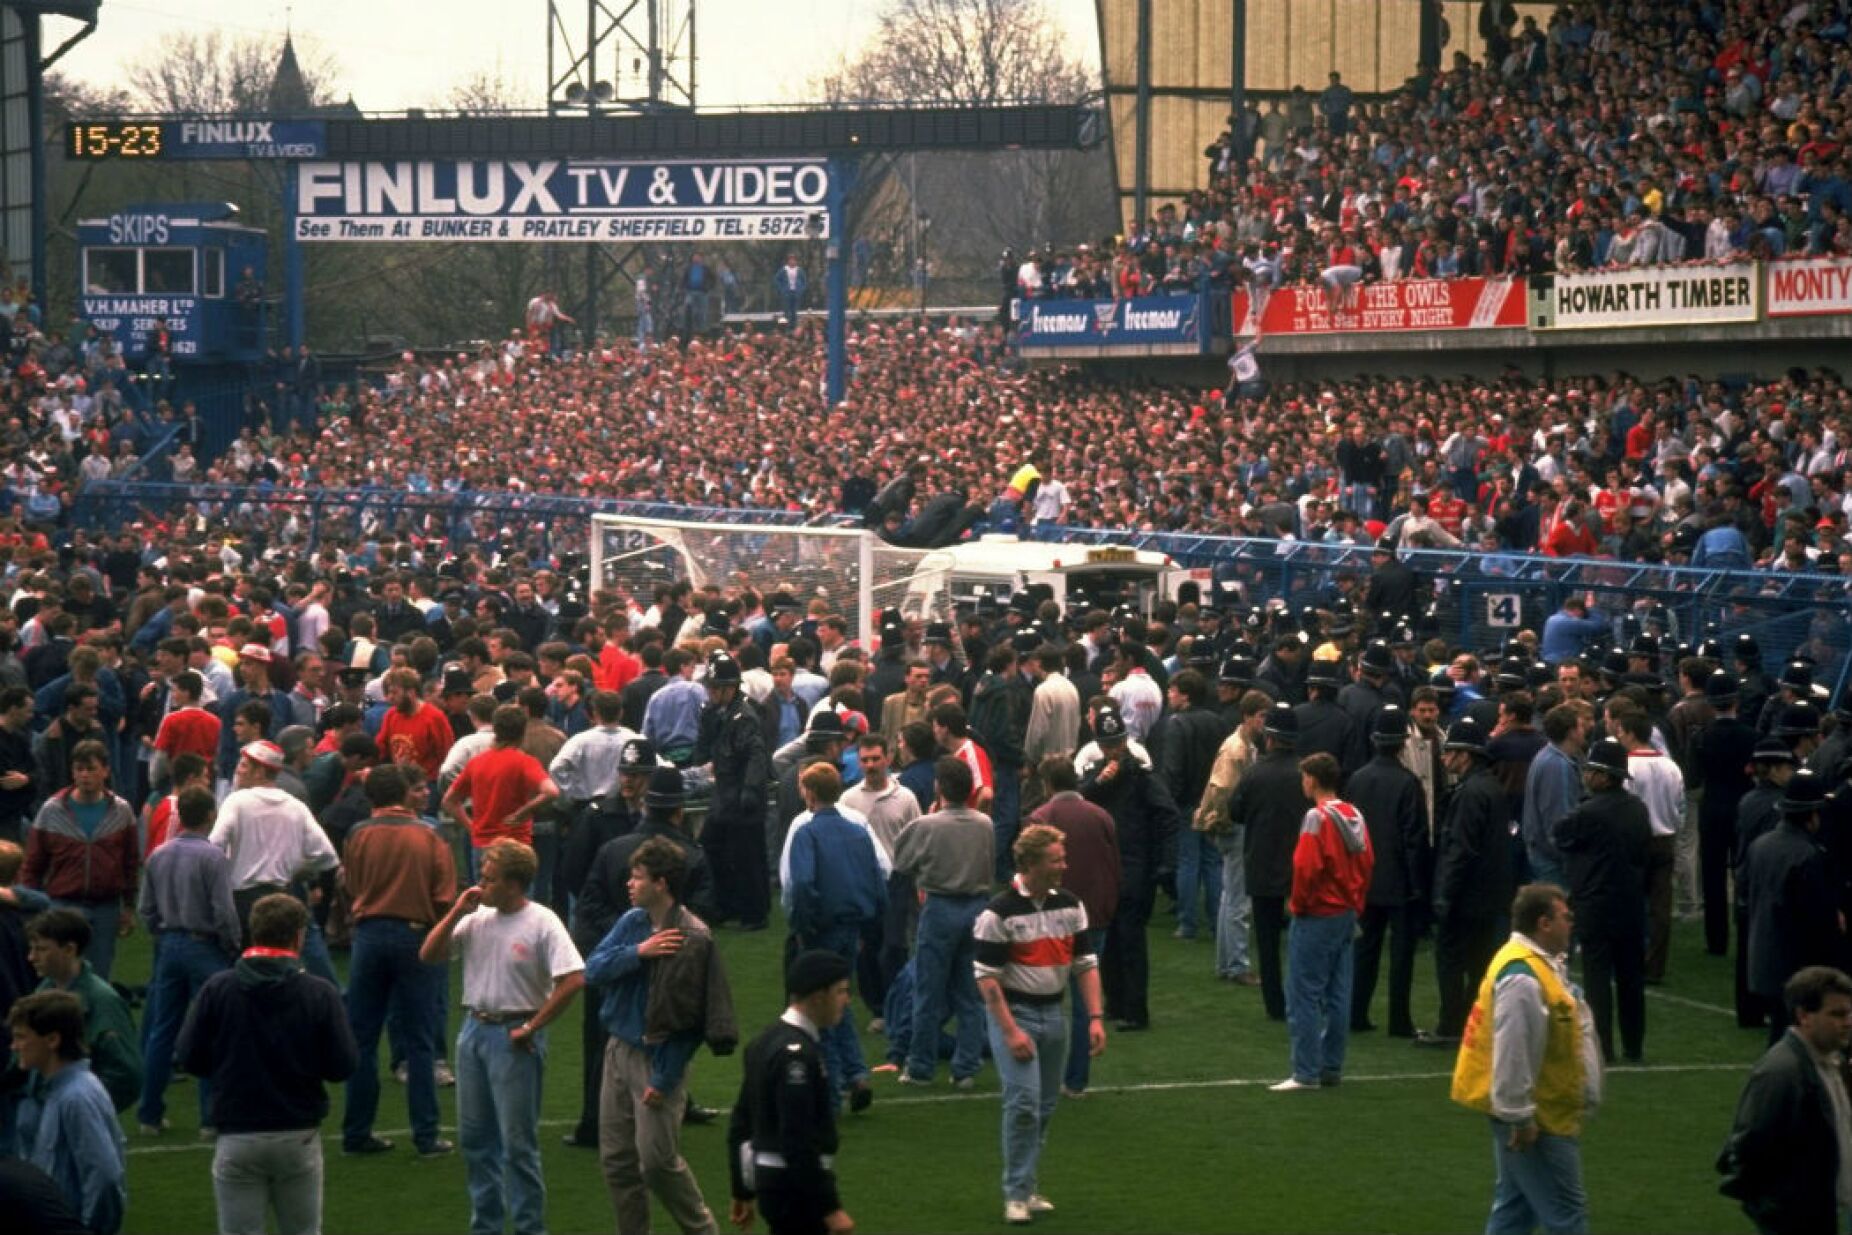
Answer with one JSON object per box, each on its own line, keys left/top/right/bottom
{"left": 1644, "top": 988, "right": 1739, "bottom": 1017}
{"left": 124, "top": 1062, "right": 1745, "bottom": 1157}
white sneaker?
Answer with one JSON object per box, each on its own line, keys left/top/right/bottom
{"left": 1269, "top": 1077, "right": 1318, "bottom": 1092}
{"left": 1004, "top": 1200, "right": 1032, "bottom": 1224}
{"left": 434, "top": 1061, "right": 457, "bottom": 1088}
{"left": 1028, "top": 1194, "right": 1055, "bottom": 1213}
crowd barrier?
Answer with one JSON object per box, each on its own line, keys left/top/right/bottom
{"left": 74, "top": 483, "right": 1849, "bottom": 705}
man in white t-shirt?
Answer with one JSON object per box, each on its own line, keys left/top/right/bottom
{"left": 210, "top": 740, "right": 338, "bottom": 940}
{"left": 422, "top": 838, "right": 584, "bottom": 1235}
{"left": 1030, "top": 475, "right": 1071, "bottom": 525}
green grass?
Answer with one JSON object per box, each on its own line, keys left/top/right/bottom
{"left": 120, "top": 908, "right": 1758, "bottom": 1233}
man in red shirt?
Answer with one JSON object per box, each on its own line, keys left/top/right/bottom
{"left": 1543, "top": 499, "right": 1602, "bottom": 558}
{"left": 442, "top": 704, "right": 559, "bottom": 858}
{"left": 931, "top": 702, "right": 993, "bottom": 813}
{"left": 1272, "top": 751, "right": 1373, "bottom": 1093}
{"left": 375, "top": 667, "right": 454, "bottom": 784}
{"left": 1428, "top": 489, "right": 1469, "bottom": 541}
{"left": 151, "top": 670, "right": 220, "bottom": 789}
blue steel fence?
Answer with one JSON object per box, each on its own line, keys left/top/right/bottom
{"left": 73, "top": 483, "right": 1849, "bottom": 704}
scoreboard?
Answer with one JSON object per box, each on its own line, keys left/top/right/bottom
{"left": 65, "top": 120, "right": 327, "bottom": 161}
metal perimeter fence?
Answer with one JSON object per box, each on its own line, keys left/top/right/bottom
{"left": 73, "top": 482, "right": 1850, "bottom": 705}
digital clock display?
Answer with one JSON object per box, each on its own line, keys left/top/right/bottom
{"left": 67, "top": 123, "right": 165, "bottom": 160}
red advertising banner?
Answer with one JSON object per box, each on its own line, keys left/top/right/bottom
{"left": 1767, "top": 257, "right": 1852, "bottom": 318}
{"left": 1231, "top": 277, "right": 1526, "bottom": 336}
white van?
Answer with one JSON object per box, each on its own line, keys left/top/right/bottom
{"left": 899, "top": 534, "right": 1194, "bottom": 621}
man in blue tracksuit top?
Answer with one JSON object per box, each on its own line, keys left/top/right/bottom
{"left": 1539, "top": 593, "right": 1608, "bottom": 666}
{"left": 785, "top": 760, "right": 887, "bottom": 1113}
{"left": 583, "top": 832, "right": 724, "bottom": 1235}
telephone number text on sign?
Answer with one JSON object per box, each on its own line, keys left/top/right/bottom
{"left": 294, "top": 213, "right": 822, "bottom": 243}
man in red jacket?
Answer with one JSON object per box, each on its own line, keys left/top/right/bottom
{"left": 1272, "top": 751, "right": 1372, "bottom": 1092}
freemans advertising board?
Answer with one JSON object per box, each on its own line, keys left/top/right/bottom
{"left": 1016, "top": 293, "right": 1209, "bottom": 354}
{"left": 1526, "top": 263, "right": 1759, "bottom": 330}
{"left": 1767, "top": 257, "right": 1852, "bottom": 318}
{"left": 1231, "top": 277, "right": 1524, "bottom": 336}
{"left": 292, "top": 158, "right": 832, "bottom": 242}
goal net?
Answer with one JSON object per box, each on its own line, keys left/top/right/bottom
{"left": 591, "top": 514, "right": 930, "bottom": 643}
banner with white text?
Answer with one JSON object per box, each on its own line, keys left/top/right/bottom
{"left": 291, "top": 158, "right": 832, "bottom": 243}
{"left": 1230, "top": 277, "right": 1524, "bottom": 336}
{"left": 1767, "top": 257, "right": 1852, "bottom": 318}
{"left": 1527, "top": 264, "right": 1759, "bottom": 330}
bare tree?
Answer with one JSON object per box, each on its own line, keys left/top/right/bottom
{"left": 816, "top": 0, "right": 1093, "bottom": 105}
{"left": 447, "top": 70, "right": 528, "bottom": 116}
{"left": 125, "top": 32, "right": 341, "bottom": 115}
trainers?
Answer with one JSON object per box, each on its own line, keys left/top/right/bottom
{"left": 896, "top": 1071, "right": 931, "bottom": 1086}
{"left": 1059, "top": 1085, "right": 1086, "bottom": 1099}
{"left": 434, "top": 1061, "right": 457, "bottom": 1088}
{"left": 343, "top": 1136, "right": 395, "bottom": 1156}
{"left": 951, "top": 1076, "right": 977, "bottom": 1091}
{"left": 1228, "top": 973, "right": 1262, "bottom": 987}
{"left": 867, "top": 1017, "right": 886, "bottom": 1035}
{"left": 1028, "top": 1194, "right": 1055, "bottom": 1213}
{"left": 1004, "top": 1199, "right": 1032, "bottom": 1224}
{"left": 1269, "top": 1078, "right": 1318, "bottom": 1092}
{"left": 392, "top": 1062, "right": 409, "bottom": 1085}
{"left": 137, "top": 1120, "right": 169, "bottom": 1136}
{"left": 416, "top": 1139, "right": 455, "bottom": 1159}
{"left": 199, "top": 1126, "right": 218, "bottom": 1141}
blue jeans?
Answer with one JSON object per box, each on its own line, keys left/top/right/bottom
{"left": 908, "top": 894, "right": 988, "bottom": 1082}
{"left": 991, "top": 764, "right": 1022, "bottom": 883}
{"left": 54, "top": 898, "right": 120, "bottom": 980}
{"left": 1339, "top": 481, "right": 1378, "bottom": 519}
{"left": 1287, "top": 910, "right": 1357, "bottom": 1083}
{"left": 1175, "top": 830, "right": 1223, "bottom": 938}
{"left": 1214, "top": 829, "right": 1251, "bottom": 977}
{"left": 344, "top": 920, "right": 444, "bottom": 1150}
{"left": 802, "top": 924, "right": 870, "bottom": 1107}
{"left": 1486, "top": 1120, "right": 1588, "bottom": 1234}
{"left": 1063, "top": 930, "right": 1106, "bottom": 1092}
{"left": 138, "top": 933, "right": 229, "bottom": 1126}
{"left": 458, "top": 1018, "right": 548, "bottom": 1235}
{"left": 986, "top": 999, "right": 1066, "bottom": 1204}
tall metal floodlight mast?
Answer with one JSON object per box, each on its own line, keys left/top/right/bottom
{"left": 546, "top": 0, "right": 697, "bottom": 341}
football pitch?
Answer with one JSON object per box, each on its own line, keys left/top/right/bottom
{"left": 119, "top": 911, "right": 1755, "bottom": 1234}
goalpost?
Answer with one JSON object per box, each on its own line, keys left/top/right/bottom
{"left": 589, "top": 513, "right": 945, "bottom": 641}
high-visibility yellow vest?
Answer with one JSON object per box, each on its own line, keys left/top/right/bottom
{"left": 1450, "top": 937, "right": 1588, "bottom": 1136}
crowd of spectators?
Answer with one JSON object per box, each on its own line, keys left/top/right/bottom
{"left": 133, "top": 322, "right": 1847, "bottom": 578}
{"left": 1018, "top": 0, "right": 1852, "bottom": 304}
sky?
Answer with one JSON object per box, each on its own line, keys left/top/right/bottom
{"left": 48, "top": 0, "right": 1101, "bottom": 112}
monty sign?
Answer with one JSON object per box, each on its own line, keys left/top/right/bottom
{"left": 292, "top": 158, "right": 833, "bottom": 242}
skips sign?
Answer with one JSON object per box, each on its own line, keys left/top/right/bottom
{"left": 292, "top": 158, "right": 832, "bottom": 242}
{"left": 1016, "top": 293, "right": 1211, "bottom": 354}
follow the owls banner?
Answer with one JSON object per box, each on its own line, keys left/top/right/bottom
{"left": 292, "top": 158, "right": 832, "bottom": 242}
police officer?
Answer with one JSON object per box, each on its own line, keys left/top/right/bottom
{"left": 1733, "top": 738, "right": 1800, "bottom": 1028}
{"left": 1295, "top": 658, "right": 1362, "bottom": 780}
{"left": 1691, "top": 671, "right": 1759, "bottom": 958}
{"left": 1340, "top": 640, "right": 1402, "bottom": 731}
{"left": 1228, "top": 703, "right": 1311, "bottom": 1022}
{"left": 1743, "top": 768, "right": 1845, "bottom": 1045}
{"left": 728, "top": 951, "right": 856, "bottom": 1235}
{"left": 1346, "top": 706, "right": 1429, "bottom": 1038}
{"left": 1077, "top": 703, "right": 1183, "bottom": 1032}
{"left": 696, "top": 653, "right": 771, "bottom": 930}
{"left": 1551, "top": 737, "right": 1651, "bottom": 1063}
{"left": 1421, "top": 715, "right": 1514, "bottom": 1046}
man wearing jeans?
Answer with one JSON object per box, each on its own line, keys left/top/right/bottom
{"left": 1450, "top": 885, "right": 1602, "bottom": 1235}
{"left": 422, "top": 840, "right": 584, "bottom": 1235}
{"left": 135, "top": 785, "right": 239, "bottom": 1136}
{"left": 892, "top": 757, "right": 994, "bottom": 1088}
{"left": 784, "top": 762, "right": 886, "bottom": 1114}
{"left": 1197, "top": 690, "right": 1269, "bottom": 984}
{"left": 974, "top": 824, "right": 1105, "bottom": 1225}
{"left": 177, "top": 894, "right": 358, "bottom": 1235}
{"left": 339, "top": 764, "right": 456, "bottom": 1158}
{"left": 1271, "top": 753, "right": 1372, "bottom": 1092}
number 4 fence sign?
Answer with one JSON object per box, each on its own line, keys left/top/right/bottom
{"left": 1484, "top": 593, "right": 1522, "bottom": 629}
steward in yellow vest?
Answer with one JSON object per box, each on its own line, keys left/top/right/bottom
{"left": 1449, "top": 886, "right": 1604, "bottom": 1233}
